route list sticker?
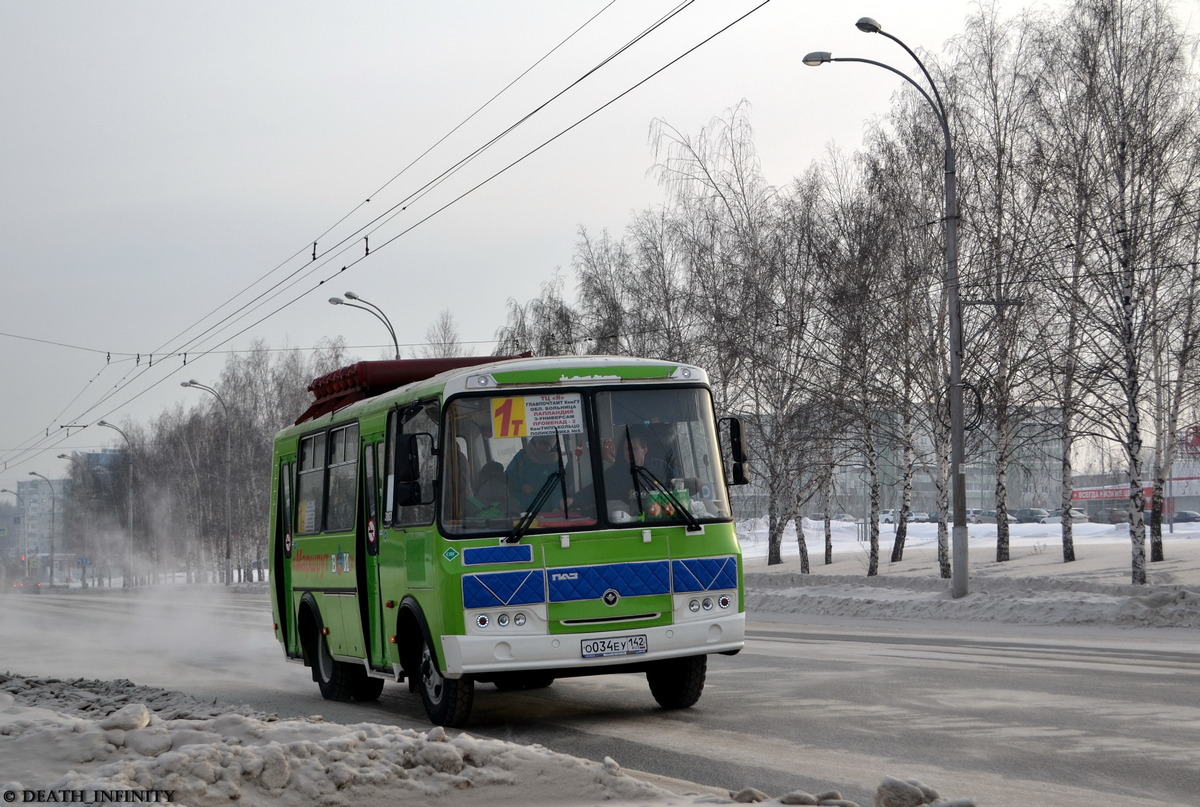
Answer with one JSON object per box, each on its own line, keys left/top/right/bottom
{"left": 492, "top": 393, "right": 584, "bottom": 438}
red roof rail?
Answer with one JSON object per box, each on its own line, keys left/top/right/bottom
{"left": 295, "top": 354, "right": 528, "bottom": 424}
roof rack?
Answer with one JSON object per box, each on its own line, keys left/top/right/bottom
{"left": 296, "top": 354, "right": 527, "bottom": 424}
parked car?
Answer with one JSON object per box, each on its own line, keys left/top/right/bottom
{"left": 832, "top": 513, "right": 856, "bottom": 523}
{"left": 807, "top": 513, "right": 826, "bottom": 522}
{"left": 880, "top": 508, "right": 898, "bottom": 524}
{"left": 978, "top": 510, "right": 1018, "bottom": 524}
{"left": 1014, "top": 508, "right": 1050, "bottom": 523}
{"left": 1172, "top": 510, "right": 1200, "bottom": 523}
{"left": 9, "top": 577, "right": 42, "bottom": 593}
{"left": 1041, "top": 508, "right": 1089, "bottom": 523}
{"left": 909, "top": 512, "right": 930, "bottom": 523}
{"left": 1101, "top": 508, "right": 1128, "bottom": 523}
{"left": 966, "top": 508, "right": 983, "bottom": 524}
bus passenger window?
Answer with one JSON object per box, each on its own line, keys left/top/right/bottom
{"left": 326, "top": 424, "right": 358, "bottom": 532}
{"left": 296, "top": 432, "right": 325, "bottom": 534}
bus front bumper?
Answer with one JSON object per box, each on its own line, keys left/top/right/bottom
{"left": 439, "top": 612, "right": 745, "bottom": 677}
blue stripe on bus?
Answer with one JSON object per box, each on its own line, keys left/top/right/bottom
{"left": 463, "top": 544, "right": 534, "bottom": 566}
{"left": 462, "top": 569, "right": 546, "bottom": 609}
{"left": 547, "top": 561, "right": 670, "bottom": 602}
{"left": 671, "top": 556, "right": 738, "bottom": 592}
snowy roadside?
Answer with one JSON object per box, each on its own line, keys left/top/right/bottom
{"left": 0, "top": 673, "right": 967, "bottom": 807}
{"left": 742, "top": 520, "right": 1200, "bottom": 629}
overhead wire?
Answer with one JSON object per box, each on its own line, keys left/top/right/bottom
{"left": 1, "top": 1, "right": 773, "bottom": 474}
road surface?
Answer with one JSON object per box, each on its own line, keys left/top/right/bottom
{"left": 2, "top": 587, "right": 1196, "bottom": 806}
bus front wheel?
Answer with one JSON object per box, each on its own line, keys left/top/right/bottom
{"left": 647, "top": 655, "right": 706, "bottom": 709}
{"left": 418, "top": 635, "right": 474, "bottom": 727}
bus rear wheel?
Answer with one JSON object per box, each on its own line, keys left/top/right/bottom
{"left": 646, "top": 655, "right": 706, "bottom": 709}
{"left": 312, "top": 625, "right": 384, "bottom": 702}
{"left": 418, "top": 634, "right": 473, "bottom": 727}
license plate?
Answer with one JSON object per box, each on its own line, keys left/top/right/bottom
{"left": 581, "top": 634, "right": 648, "bottom": 659}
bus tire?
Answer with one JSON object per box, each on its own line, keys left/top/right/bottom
{"left": 348, "top": 671, "right": 385, "bottom": 702}
{"left": 646, "top": 655, "right": 706, "bottom": 709}
{"left": 418, "top": 633, "right": 473, "bottom": 727}
{"left": 312, "top": 624, "right": 383, "bottom": 702}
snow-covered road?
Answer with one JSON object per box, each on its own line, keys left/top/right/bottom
{"left": 2, "top": 524, "right": 1198, "bottom": 806}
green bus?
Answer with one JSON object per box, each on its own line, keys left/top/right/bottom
{"left": 268, "top": 354, "right": 748, "bottom": 726}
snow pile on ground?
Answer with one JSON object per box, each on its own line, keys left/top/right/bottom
{"left": 0, "top": 674, "right": 971, "bottom": 807}
{"left": 0, "top": 673, "right": 683, "bottom": 807}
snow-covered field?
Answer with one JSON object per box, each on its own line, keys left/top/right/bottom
{"left": 3, "top": 520, "right": 1196, "bottom": 807}
{"left": 742, "top": 519, "right": 1200, "bottom": 629}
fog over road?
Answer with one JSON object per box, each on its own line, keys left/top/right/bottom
{"left": 3, "top": 586, "right": 1197, "bottom": 806}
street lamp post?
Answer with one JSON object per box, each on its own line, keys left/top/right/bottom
{"left": 57, "top": 453, "right": 91, "bottom": 588}
{"left": 98, "top": 420, "right": 136, "bottom": 587}
{"left": 181, "top": 380, "right": 233, "bottom": 586}
{"left": 27, "top": 472, "right": 56, "bottom": 586}
{"left": 1, "top": 488, "right": 28, "bottom": 577}
{"left": 329, "top": 290, "right": 400, "bottom": 359}
{"left": 804, "top": 16, "right": 968, "bottom": 597}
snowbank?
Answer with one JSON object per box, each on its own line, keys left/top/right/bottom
{"left": 741, "top": 519, "right": 1200, "bottom": 629}
{"left": 0, "top": 674, "right": 969, "bottom": 807}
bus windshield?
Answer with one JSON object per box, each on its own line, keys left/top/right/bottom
{"left": 441, "top": 387, "right": 731, "bottom": 536}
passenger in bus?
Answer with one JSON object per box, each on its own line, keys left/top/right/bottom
{"left": 466, "top": 461, "right": 508, "bottom": 519}
{"left": 505, "top": 435, "right": 567, "bottom": 500}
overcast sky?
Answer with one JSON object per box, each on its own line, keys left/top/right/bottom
{"left": 0, "top": 0, "right": 1124, "bottom": 481}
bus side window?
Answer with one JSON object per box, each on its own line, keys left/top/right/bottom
{"left": 296, "top": 432, "right": 326, "bottom": 534}
{"left": 326, "top": 423, "right": 359, "bottom": 532}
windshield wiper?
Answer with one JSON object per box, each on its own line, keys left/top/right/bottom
{"left": 623, "top": 426, "right": 701, "bottom": 532}
{"left": 506, "top": 432, "right": 571, "bottom": 544}
{"left": 507, "top": 469, "right": 564, "bottom": 543}
{"left": 632, "top": 465, "right": 702, "bottom": 532}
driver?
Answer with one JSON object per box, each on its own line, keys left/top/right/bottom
{"left": 506, "top": 435, "right": 564, "bottom": 500}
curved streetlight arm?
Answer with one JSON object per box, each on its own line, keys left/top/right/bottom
{"left": 330, "top": 296, "right": 400, "bottom": 359}
{"left": 804, "top": 53, "right": 952, "bottom": 168}
{"left": 872, "top": 32, "right": 948, "bottom": 125}
{"left": 98, "top": 420, "right": 133, "bottom": 449}
{"left": 181, "top": 380, "right": 229, "bottom": 415}
{"left": 28, "top": 471, "right": 55, "bottom": 495}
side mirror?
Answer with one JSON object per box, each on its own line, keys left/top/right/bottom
{"left": 719, "top": 417, "right": 750, "bottom": 486}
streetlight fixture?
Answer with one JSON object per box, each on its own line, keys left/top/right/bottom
{"left": 1, "top": 487, "right": 28, "bottom": 577}
{"left": 329, "top": 290, "right": 400, "bottom": 359}
{"left": 804, "top": 17, "right": 968, "bottom": 598}
{"left": 58, "top": 453, "right": 92, "bottom": 588}
{"left": 181, "top": 380, "right": 233, "bottom": 586}
{"left": 98, "top": 420, "right": 137, "bottom": 587}
{"left": 27, "top": 472, "right": 56, "bottom": 586}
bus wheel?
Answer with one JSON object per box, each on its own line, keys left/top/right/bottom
{"left": 647, "top": 655, "right": 706, "bottom": 709}
{"left": 418, "top": 635, "right": 473, "bottom": 727}
{"left": 312, "top": 626, "right": 383, "bottom": 702}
